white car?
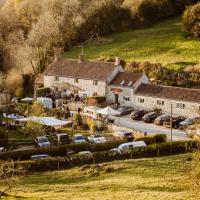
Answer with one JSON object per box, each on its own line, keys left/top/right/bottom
{"left": 73, "top": 134, "right": 86, "bottom": 144}
{"left": 113, "top": 130, "right": 134, "bottom": 140}
{"left": 88, "top": 134, "right": 106, "bottom": 144}
{"left": 111, "top": 141, "right": 146, "bottom": 154}
{"left": 0, "top": 147, "right": 6, "bottom": 152}
{"left": 179, "top": 118, "right": 195, "bottom": 128}
{"left": 30, "top": 154, "right": 51, "bottom": 160}
{"left": 35, "top": 136, "right": 51, "bottom": 148}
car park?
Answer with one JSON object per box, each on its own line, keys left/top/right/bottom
{"left": 131, "top": 110, "right": 148, "bottom": 120}
{"left": 35, "top": 136, "right": 51, "bottom": 148}
{"left": 56, "top": 133, "right": 70, "bottom": 145}
{"left": 88, "top": 134, "right": 106, "bottom": 144}
{"left": 142, "top": 112, "right": 161, "bottom": 123}
{"left": 154, "top": 114, "right": 170, "bottom": 126}
{"left": 73, "top": 134, "right": 86, "bottom": 144}
{"left": 111, "top": 141, "right": 146, "bottom": 154}
{"left": 30, "top": 154, "right": 51, "bottom": 160}
{"left": 116, "top": 106, "right": 134, "bottom": 116}
{"left": 113, "top": 130, "right": 134, "bottom": 141}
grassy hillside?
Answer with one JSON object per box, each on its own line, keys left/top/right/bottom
{"left": 64, "top": 17, "right": 200, "bottom": 70}
{"left": 2, "top": 154, "right": 192, "bottom": 200}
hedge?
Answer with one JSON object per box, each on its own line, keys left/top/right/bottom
{"left": 0, "top": 140, "right": 126, "bottom": 161}
{"left": 135, "top": 134, "right": 167, "bottom": 145}
{"left": 15, "top": 140, "right": 199, "bottom": 172}
{"left": 35, "top": 87, "right": 50, "bottom": 97}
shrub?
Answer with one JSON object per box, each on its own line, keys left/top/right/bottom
{"left": 183, "top": 2, "right": 200, "bottom": 38}
{"left": 23, "top": 121, "right": 45, "bottom": 136}
{"left": 135, "top": 134, "right": 167, "bottom": 145}
{"left": 74, "top": 113, "right": 83, "bottom": 126}
{"left": 35, "top": 87, "right": 50, "bottom": 97}
{"left": 87, "top": 96, "right": 106, "bottom": 106}
{"left": 30, "top": 101, "right": 46, "bottom": 117}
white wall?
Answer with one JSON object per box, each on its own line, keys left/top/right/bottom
{"left": 134, "top": 95, "right": 200, "bottom": 117}
{"left": 44, "top": 75, "right": 106, "bottom": 97}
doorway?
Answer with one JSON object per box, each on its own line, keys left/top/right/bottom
{"left": 114, "top": 93, "right": 119, "bottom": 105}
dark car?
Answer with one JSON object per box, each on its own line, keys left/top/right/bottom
{"left": 56, "top": 133, "right": 70, "bottom": 145}
{"left": 131, "top": 110, "right": 148, "bottom": 120}
{"left": 163, "top": 116, "right": 185, "bottom": 129}
{"left": 154, "top": 114, "right": 170, "bottom": 126}
{"left": 142, "top": 112, "right": 161, "bottom": 123}
{"left": 116, "top": 107, "right": 134, "bottom": 116}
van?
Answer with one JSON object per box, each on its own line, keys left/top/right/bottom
{"left": 112, "top": 141, "right": 146, "bottom": 154}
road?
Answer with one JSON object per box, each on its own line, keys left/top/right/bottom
{"left": 110, "top": 116, "right": 188, "bottom": 141}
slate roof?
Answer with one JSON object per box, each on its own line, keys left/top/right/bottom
{"left": 44, "top": 59, "right": 118, "bottom": 81}
{"left": 136, "top": 83, "right": 200, "bottom": 103}
{"left": 110, "top": 72, "right": 143, "bottom": 87}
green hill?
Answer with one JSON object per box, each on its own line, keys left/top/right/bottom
{"left": 1, "top": 154, "right": 192, "bottom": 200}
{"left": 64, "top": 17, "right": 200, "bottom": 70}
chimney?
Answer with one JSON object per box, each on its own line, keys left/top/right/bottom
{"left": 115, "top": 57, "right": 120, "bottom": 66}
{"left": 54, "top": 53, "right": 59, "bottom": 62}
{"left": 78, "top": 54, "right": 84, "bottom": 62}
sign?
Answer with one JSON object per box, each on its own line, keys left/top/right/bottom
{"left": 111, "top": 88, "right": 123, "bottom": 93}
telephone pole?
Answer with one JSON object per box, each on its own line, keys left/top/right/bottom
{"left": 170, "top": 103, "right": 173, "bottom": 154}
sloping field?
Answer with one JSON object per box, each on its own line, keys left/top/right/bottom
{"left": 1, "top": 154, "right": 194, "bottom": 200}
{"left": 65, "top": 17, "right": 200, "bottom": 70}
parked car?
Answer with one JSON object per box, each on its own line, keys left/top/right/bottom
{"left": 73, "top": 134, "right": 86, "bottom": 144}
{"left": 142, "top": 112, "right": 161, "bottom": 123}
{"left": 35, "top": 136, "right": 51, "bottom": 148}
{"left": 163, "top": 116, "right": 185, "bottom": 129}
{"left": 111, "top": 141, "right": 146, "bottom": 154}
{"left": 116, "top": 106, "right": 134, "bottom": 116}
{"left": 0, "top": 147, "right": 6, "bottom": 152}
{"left": 56, "top": 133, "right": 70, "bottom": 145}
{"left": 30, "top": 154, "right": 51, "bottom": 160}
{"left": 154, "top": 114, "right": 170, "bottom": 126}
{"left": 88, "top": 134, "right": 106, "bottom": 144}
{"left": 131, "top": 110, "right": 148, "bottom": 120}
{"left": 179, "top": 118, "right": 197, "bottom": 129}
{"left": 113, "top": 130, "right": 134, "bottom": 141}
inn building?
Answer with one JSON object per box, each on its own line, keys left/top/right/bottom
{"left": 43, "top": 57, "right": 200, "bottom": 117}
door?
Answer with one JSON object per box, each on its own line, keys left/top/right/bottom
{"left": 114, "top": 93, "right": 119, "bottom": 105}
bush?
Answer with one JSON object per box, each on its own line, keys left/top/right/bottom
{"left": 183, "top": 2, "right": 200, "bottom": 38}
{"left": 87, "top": 96, "right": 106, "bottom": 106}
{"left": 35, "top": 87, "right": 50, "bottom": 97}
{"left": 135, "top": 134, "right": 167, "bottom": 145}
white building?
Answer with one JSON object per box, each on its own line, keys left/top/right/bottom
{"left": 44, "top": 57, "right": 124, "bottom": 98}
{"left": 43, "top": 57, "right": 200, "bottom": 117}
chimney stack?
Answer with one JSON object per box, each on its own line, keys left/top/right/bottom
{"left": 115, "top": 57, "right": 120, "bottom": 66}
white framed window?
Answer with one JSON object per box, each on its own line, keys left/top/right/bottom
{"left": 157, "top": 100, "right": 164, "bottom": 106}
{"left": 123, "top": 96, "right": 130, "bottom": 101}
{"left": 177, "top": 103, "right": 185, "bottom": 109}
{"left": 93, "top": 80, "right": 98, "bottom": 86}
{"left": 137, "top": 98, "right": 144, "bottom": 103}
{"left": 93, "top": 92, "right": 97, "bottom": 96}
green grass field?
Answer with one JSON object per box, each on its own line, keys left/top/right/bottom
{"left": 64, "top": 17, "right": 200, "bottom": 70}
{"left": 1, "top": 154, "right": 194, "bottom": 200}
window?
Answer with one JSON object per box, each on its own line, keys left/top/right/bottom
{"left": 157, "top": 100, "right": 164, "bottom": 106}
{"left": 123, "top": 96, "right": 130, "bottom": 101}
{"left": 55, "top": 76, "right": 59, "bottom": 81}
{"left": 137, "top": 98, "right": 144, "bottom": 103}
{"left": 74, "top": 78, "right": 78, "bottom": 83}
{"left": 74, "top": 90, "right": 78, "bottom": 94}
{"left": 177, "top": 103, "right": 185, "bottom": 109}
{"left": 93, "top": 80, "right": 98, "bottom": 86}
{"left": 93, "top": 92, "right": 97, "bottom": 96}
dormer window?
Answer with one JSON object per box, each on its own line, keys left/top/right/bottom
{"left": 128, "top": 81, "right": 133, "bottom": 86}
{"left": 120, "top": 80, "right": 125, "bottom": 85}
